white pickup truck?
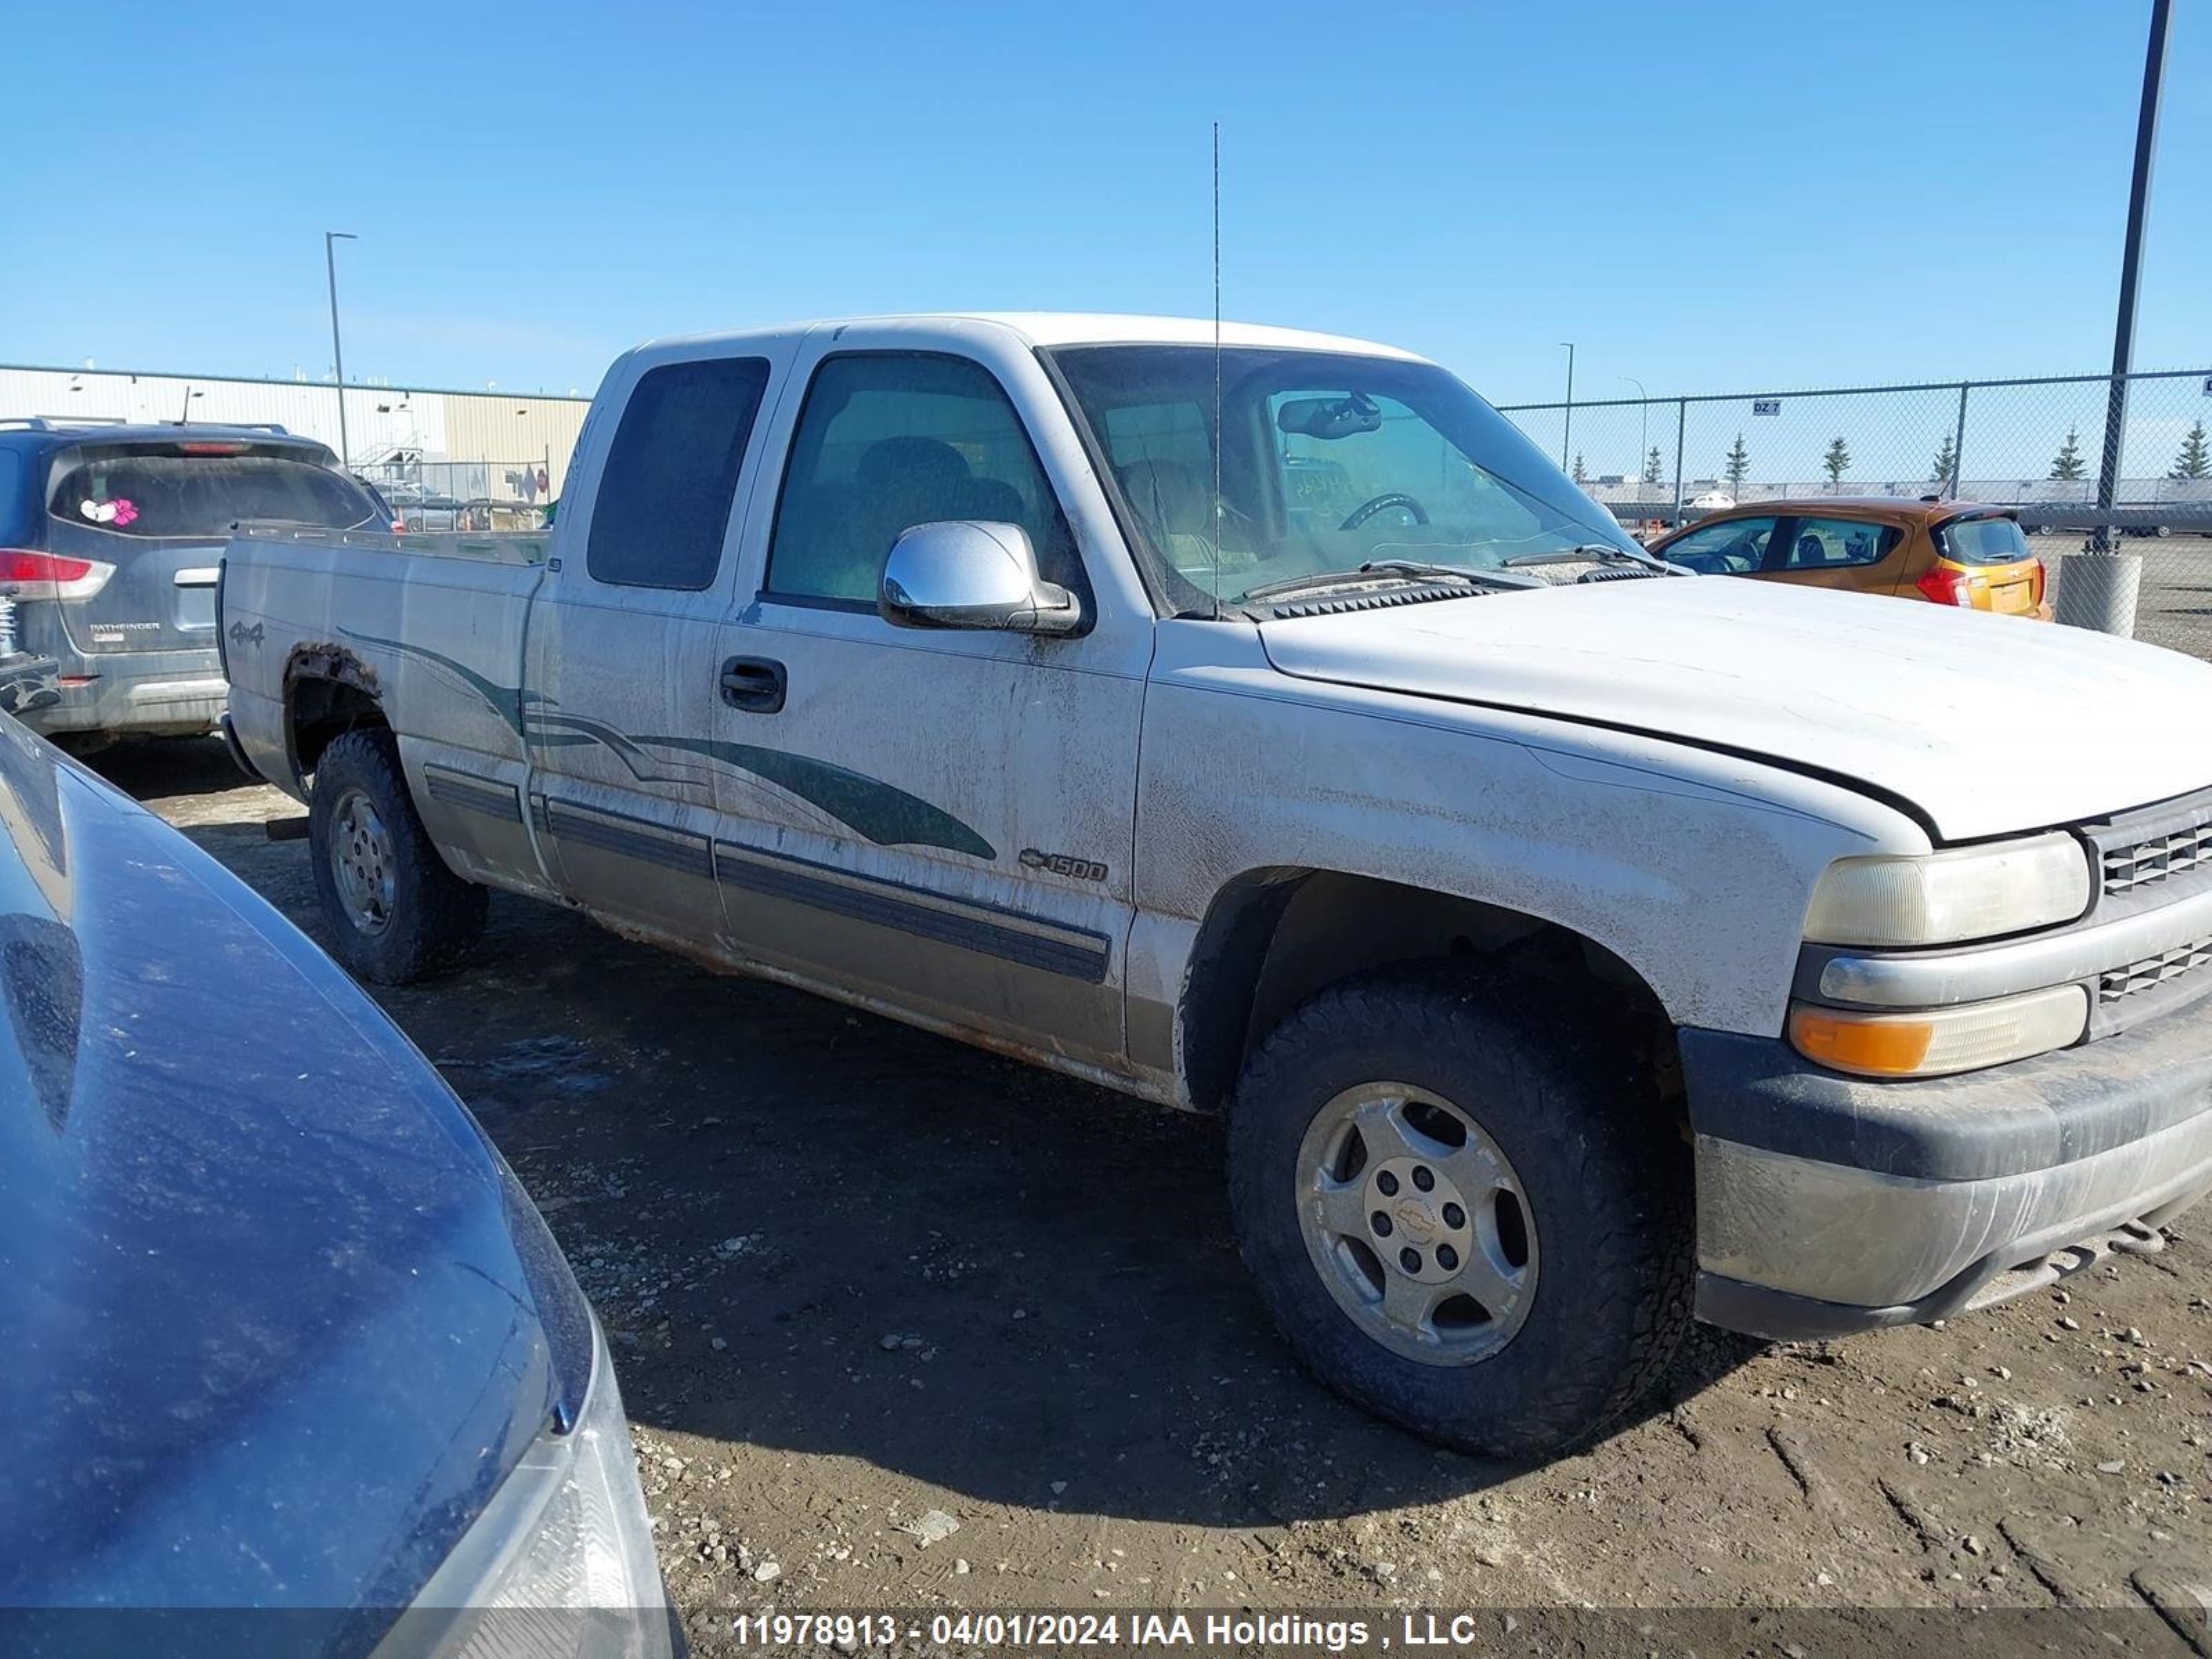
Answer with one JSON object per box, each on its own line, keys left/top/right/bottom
{"left": 221, "top": 313, "right": 2212, "bottom": 1456}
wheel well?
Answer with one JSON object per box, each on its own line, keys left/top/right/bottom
{"left": 1181, "top": 869, "right": 1679, "bottom": 1115}
{"left": 284, "top": 646, "right": 388, "bottom": 782}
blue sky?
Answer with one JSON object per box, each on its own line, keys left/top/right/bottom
{"left": 3, "top": 1, "right": 2206, "bottom": 406}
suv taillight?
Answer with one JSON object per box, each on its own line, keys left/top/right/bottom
{"left": 0, "top": 550, "right": 117, "bottom": 601}
{"left": 1915, "top": 565, "right": 1974, "bottom": 606}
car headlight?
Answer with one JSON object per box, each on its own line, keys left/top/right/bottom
{"left": 1789, "top": 985, "right": 2088, "bottom": 1078}
{"left": 387, "top": 1318, "right": 675, "bottom": 1659}
{"left": 1802, "top": 833, "right": 2092, "bottom": 948}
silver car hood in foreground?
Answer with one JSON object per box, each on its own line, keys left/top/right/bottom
{"left": 1259, "top": 576, "right": 2212, "bottom": 843}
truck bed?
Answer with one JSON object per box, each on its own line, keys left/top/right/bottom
{"left": 219, "top": 523, "right": 553, "bottom": 803}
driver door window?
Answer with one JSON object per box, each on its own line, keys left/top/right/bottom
{"left": 766, "top": 353, "right": 1085, "bottom": 606}
{"left": 1662, "top": 516, "right": 1777, "bottom": 573}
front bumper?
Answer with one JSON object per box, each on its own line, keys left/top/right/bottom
{"left": 1682, "top": 1004, "right": 2212, "bottom": 1341}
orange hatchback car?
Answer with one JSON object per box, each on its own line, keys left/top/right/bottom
{"left": 1648, "top": 498, "right": 2052, "bottom": 620}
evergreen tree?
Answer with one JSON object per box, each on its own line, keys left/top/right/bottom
{"left": 2050, "top": 427, "right": 2087, "bottom": 482}
{"left": 1822, "top": 435, "right": 1851, "bottom": 489}
{"left": 1571, "top": 452, "right": 1588, "bottom": 485}
{"left": 1642, "top": 445, "right": 1663, "bottom": 486}
{"left": 2172, "top": 420, "right": 2211, "bottom": 482}
{"left": 1931, "top": 433, "right": 1958, "bottom": 488}
{"left": 1724, "top": 433, "right": 1750, "bottom": 496}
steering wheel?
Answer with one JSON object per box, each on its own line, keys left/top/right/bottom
{"left": 1340, "top": 492, "right": 1430, "bottom": 531}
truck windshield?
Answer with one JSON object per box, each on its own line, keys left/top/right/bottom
{"left": 1046, "top": 344, "right": 1638, "bottom": 612}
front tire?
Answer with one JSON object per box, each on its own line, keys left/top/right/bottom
{"left": 1228, "top": 966, "right": 1694, "bottom": 1459}
{"left": 308, "top": 728, "right": 487, "bottom": 984}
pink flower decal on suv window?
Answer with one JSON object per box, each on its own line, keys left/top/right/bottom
{"left": 78, "top": 498, "right": 138, "bottom": 527}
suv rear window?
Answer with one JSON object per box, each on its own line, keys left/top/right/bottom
{"left": 1937, "top": 515, "right": 2032, "bottom": 566}
{"left": 46, "top": 449, "right": 383, "bottom": 539}
{"left": 0, "top": 450, "right": 27, "bottom": 545}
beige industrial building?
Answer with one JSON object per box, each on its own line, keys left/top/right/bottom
{"left": 0, "top": 363, "right": 591, "bottom": 508}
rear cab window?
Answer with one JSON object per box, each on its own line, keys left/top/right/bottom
{"left": 1936, "top": 514, "right": 2032, "bottom": 566}
{"left": 46, "top": 444, "right": 384, "bottom": 543}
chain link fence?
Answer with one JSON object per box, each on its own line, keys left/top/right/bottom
{"left": 348, "top": 456, "right": 556, "bottom": 529}
{"left": 1500, "top": 368, "right": 2212, "bottom": 656}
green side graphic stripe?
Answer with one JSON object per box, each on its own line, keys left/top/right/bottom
{"left": 641, "top": 735, "right": 996, "bottom": 861}
{"left": 335, "top": 628, "right": 993, "bottom": 860}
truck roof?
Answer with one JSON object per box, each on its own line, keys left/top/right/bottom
{"left": 636, "top": 312, "right": 1428, "bottom": 362}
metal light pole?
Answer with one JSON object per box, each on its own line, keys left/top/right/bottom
{"left": 325, "top": 232, "right": 358, "bottom": 466}
{"left": 2091, "top": 0, "right": 2170, "bottom": 555}
{"left": 1558, "top": 343, "right": 1576, "bottom": 471}
{"left": 2059, "top": 0, "right": 2169, "bottom": 637}
{"left": 1619, "top": 376, "right": 1647, "bottom": 496}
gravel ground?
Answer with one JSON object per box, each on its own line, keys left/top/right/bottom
{"left": 2032, "top": 532, "right": 2212, "bottom": 659}
{"left": 98, "top": 740, "right": 2211, "bottom": 1652}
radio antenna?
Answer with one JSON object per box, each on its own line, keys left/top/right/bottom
{"left": 1211, "top": 120, "right": 1224, "bottom": 621}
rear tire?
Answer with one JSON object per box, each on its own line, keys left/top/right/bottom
{"left": 308, "top": 727, "right": 486, "bottom": 984}
{"left": 1227, "top": 965, "right": 1694, "bottom": 1459}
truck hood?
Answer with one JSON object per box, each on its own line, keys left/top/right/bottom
{"left": 0, "top": 717, "right": 592, "bottom": 1629}
{"left": 1258, "top": 577, "right": 2212, "bottom": 841}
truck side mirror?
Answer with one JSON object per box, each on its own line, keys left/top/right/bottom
{"left": 879, "top": 521, "right": 1078, "bottom": 636}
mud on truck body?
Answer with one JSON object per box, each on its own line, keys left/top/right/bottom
{"left": 220, "top": 314, "right": 2212, "bottom": 1456}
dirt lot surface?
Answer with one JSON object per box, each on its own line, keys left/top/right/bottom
{"left": 2025, "top": 533, "right": 2211, "bottom": 660}
{"left": 102, "top": 740, "right": 2211, "bottom": 1651}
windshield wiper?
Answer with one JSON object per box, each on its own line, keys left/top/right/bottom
{"left": 1503, "top": 542, "right": 1687, "bottom": 576}
{"left": 1361, "top": 558, "right": 1543, "bottom": 589}
{"left": 1244, "top": 560, "right": 1537, "bottom": 603}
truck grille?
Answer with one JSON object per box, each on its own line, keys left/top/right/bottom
{"left": 2103, "top": 820, "right": 2212, "bottom": 894}
{"left": 2100, "top": 938, "right": 2212, "bottom": 1004}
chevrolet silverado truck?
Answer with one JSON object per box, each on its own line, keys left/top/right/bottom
{"left": 220, "top": 314, "right": 2212, "bottom": 1457}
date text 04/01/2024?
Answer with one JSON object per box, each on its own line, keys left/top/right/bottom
{"left": 727, "top": 1612, "right": 1387, "bottom": 1651}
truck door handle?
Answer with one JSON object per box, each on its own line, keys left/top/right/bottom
{"left": 719, "top": 656, "right": 786, "bottom": 714}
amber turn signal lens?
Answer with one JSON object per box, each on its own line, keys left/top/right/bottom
{"left": 1788, "top": 986, "right": 2088, "bottom": 1080}
{"left": 1788, "top": 1008, "right": 1935, "bottom": 1076}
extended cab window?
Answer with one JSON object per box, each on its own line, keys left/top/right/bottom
{"left": 767, "top": 353, "right": 1081, "bottom": 606}
{"left": 586, "top": 356, "right": 770, "bottom": 590}
{"left": 1782, "top": 517, "right": 1897, "bottom": 570}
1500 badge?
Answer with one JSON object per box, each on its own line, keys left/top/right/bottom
{"left": 1020, "top": 848, "right": 1108, "bottom": 882}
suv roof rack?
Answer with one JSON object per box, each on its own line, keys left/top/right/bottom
{"left": 0, "top": 416, "right": 292, "bottom": 435}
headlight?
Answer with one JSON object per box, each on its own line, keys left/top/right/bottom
{"left": 1802, "top": 834, "right": 2091, "bottom": 948}
{"left": 1789, "top": 985, "right": 2088, "bottom": 1078}
{"left": 390, "top": 1319, "right": 675, "bottom": 1659}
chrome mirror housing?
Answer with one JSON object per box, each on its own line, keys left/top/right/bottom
{"left": 879, "top": 521, "right": 1078, "bottom": 635}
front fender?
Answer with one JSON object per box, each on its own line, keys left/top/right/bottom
{"left": 1132, "top": 651, "right": 1924, "bottom": 1056}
